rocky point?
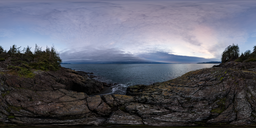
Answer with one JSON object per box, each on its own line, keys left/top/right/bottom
{"left": 1, "top": 62, "right": 256, "bottom": 126}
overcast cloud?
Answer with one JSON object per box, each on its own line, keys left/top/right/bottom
{"left": 1, "top": 0, "right": 256, "bottom": 63}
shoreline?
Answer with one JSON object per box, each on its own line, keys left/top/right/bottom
{"left": 1, "top": 62, "right": 256, "bottom": 126}
{"left": 60, "top": 63, "right": 218, "bottom": 95}
{"left": 74, "top": 69, "right": 116, "bottom": 95}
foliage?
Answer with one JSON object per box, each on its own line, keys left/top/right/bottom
{"left": 0, "top": 44, "right": 62, "bottom": 77}
{"left": 245, "top": 58, "right": 256, "bottom": 62}
{"left": 221, "top": 44, "right": 239, "bottom": 63}
{"left": 244, "top": 50, "right": 251, "bottom": 57}
{"left": 0, "top": 46, "right": 4, "bottom": 54}
{"left": 235, "top": 53, "right": 245, "bottom": 62}
{"left": 236, "top": 50, "right": 251, "bottom": 62}
{"left": 225, "top": 45, "right": 256, "bottom": 63}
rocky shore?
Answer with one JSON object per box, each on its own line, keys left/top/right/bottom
{"left": 1, "top": 62, "right": 256, "bottom": 126}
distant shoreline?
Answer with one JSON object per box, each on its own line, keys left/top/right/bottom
{"left": 62, "top": 62, "right": 220, "bottom": 64}
{"left": 197, "top": 61, "right": 221, "bottom": 64}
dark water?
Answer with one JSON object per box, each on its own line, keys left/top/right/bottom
{"left": 61, "top": 64, "right": 216, "bottom": 94}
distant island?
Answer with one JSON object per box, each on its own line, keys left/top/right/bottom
{"left": 197, "top": 61, "right": 221, "bottom": 64}
{"left": 62, "top": 61, "right": 171, "bottom": 64}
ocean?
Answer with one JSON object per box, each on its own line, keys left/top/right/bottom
{"left": 61, "top": 64, "right": 217, "bottom": 94}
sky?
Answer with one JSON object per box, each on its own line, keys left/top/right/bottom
{"left": 1, "top": 0, "right": 256, "bottom": 63}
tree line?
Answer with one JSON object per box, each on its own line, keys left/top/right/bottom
{"left": 0, "top": 45, "right": 62, "bottom": 77}
{"left": 221, "top": 44, "right": 256, "bottom": 63}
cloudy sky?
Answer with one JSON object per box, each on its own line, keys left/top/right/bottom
{"left": 1, "top": 0, "right": 256, "bottom": 63}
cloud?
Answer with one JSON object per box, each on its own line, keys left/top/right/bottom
{"left": 60, "top": 47, "right": 147, "bottom": 63}
{"left": 0, "top": 29, "right": 15, "bottom": 38}
{"left": 1, "top": 0, "right": 256, "bottom": 61}
{"left": 138, "top": 52, "right": 214, "bottom": 63}
{"left": 60, "top": 47, "right": 214, "bottom": 63}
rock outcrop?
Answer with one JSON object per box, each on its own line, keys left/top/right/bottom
{"left": 1, "top": 63, "right": 256, "bottom": 126}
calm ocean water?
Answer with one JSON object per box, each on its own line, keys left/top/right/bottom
{"left": 61, "top": 64, "right": 217, "bottom": 94}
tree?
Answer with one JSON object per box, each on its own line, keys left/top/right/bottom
{"left": 240, "top": 53, "right": 245, "bottom": 60}
{"left": 34, "top": 44, "right": 42, "bottom": 55}
{"left": 0, "top": 44, "right": 62, "bottom": 71}
{"left": 0, "top": 46, "right": 3, "bottom": 54}
{"left": 244, "top": 50, "right": 251, "bottom": 57}
{"left": 7, "top": 45, "right": 17, "bottom": 55}
{"left": 254, "top": 46, "right": 256, "bottom": 53}
{"left": 22, "top": 46, "right": 33, "bottom": 62}
{"left": 221, "top": 44, "right": 239, "bottom": 63}
{"left": 24, "top": 46, "right": 32, "bottom": 55}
